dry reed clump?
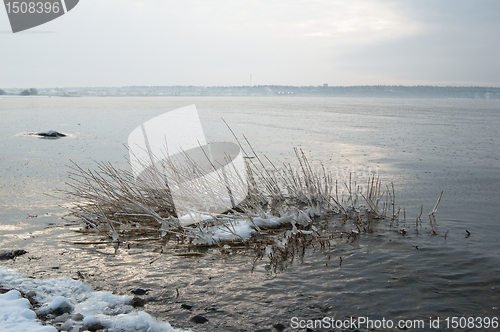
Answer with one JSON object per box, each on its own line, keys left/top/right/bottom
{"left": 62, "top": 143, "right": 433, "bottom": 271}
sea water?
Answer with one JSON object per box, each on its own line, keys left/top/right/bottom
{"left": 0, "top": 96, "right": 499, "bottom": 331}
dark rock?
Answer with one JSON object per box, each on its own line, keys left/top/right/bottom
{"left": 131, "top": 296, "right": 147, "bottom": 307}
{"left": 52, "top": 307, "right": 72, "bottom": 317}
{"left": 181, "top": 304, "right": 193, "bottom": 310}
{"left": 255, "top": 329, "right": 272, "bottom": 332}
{"left": 1, "top": 251, "right": 15, "bottom": 259}
{"left": 71, "top": 313, "right": 84, "bottom": 321}
{"left": 34, "top": 307, "right": 49, "bottom": 321}
{"left": 49, "top": 297, "right": 73, "bottom": 316}
{"left": 13, "top": 249, "right": 28, "bottom": 257}
{"left": 0, "top": 288, "right": 10, "bottom": 294}
{"left": 190, "top": 315, "right": 209, "bottom": 324}
{"left": 273, "top": 323, "right": 286, "bottom": 331}
{"left": 0, "top": 249, "right": 28, "bottom": 260}
{"left": 131, "top": 288, "right": 148, "bottom": 295}
{"left": 37, "top": 130, "right": 66, "bottom": 138}
{"left": 60, "top": 320, "right": 76, "bottom": 331}
{"left": 54, "top": 313, "right": 70, "bottom": 322}
{"left": 25, "top": 290, "right": 38, "bottom": 307}
{"left": 84, "top": 321, "right": 105, "bottom": 332}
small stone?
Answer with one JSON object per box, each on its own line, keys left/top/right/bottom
{"left": 204, "top": 306, "right": 218, "bottom": 312}
{"left": 181, "top": 304, "right": 193, "bottom": 310}
{"left": 190, "top": 315, "right": 209, "bottom": 324}
{"left": 25, "top": 290, "right": 38, "bottom": 306}
{"left": 54, "top": 312, "right": 70, "bottom": 322}
{"left": 83, "top": 316, "right": 105, "bottom": 332}
{"left": 13, "top": 249, "right": 28, "bottom": 257}
{"left": 131, "top": 296, "right": 147, "bottom": 307}
{"left": 0, "top": 250, "right": 13, "bottom": 260}
{"left": 0, "top": 249, "right": 28, "bottom": 260}
{"left": 60, "top": 319, "right": 76, "bottom": 331}
{"left": 273, "top": 323, "right": 286, "bottom": 331}
{"left": 37, "top": 130, "right": 66, "bottom": 138}
{"left": 85, "top": 321, "right": 104, "bottom": 332}
{"left": 71, "top": 313, "right": 84, "bottom": 321}
{"left": 131, "top": 288, "right": 148, "bottom": 295}
{"left": 48, "top": 296, "right": 73, "bottom": 316}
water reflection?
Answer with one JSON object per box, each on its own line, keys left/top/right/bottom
{"left": 1, "top": 97, "right": 499, "bottom": 331}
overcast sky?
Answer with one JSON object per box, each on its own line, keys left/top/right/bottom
{"left": 1, "top": 0, "right": 499, "bottom": 88}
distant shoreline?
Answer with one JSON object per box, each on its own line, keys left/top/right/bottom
{"left": 2, "top": 85, "right": 500, "bottom": 99}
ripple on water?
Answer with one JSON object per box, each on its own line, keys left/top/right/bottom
{"left": 1, "top": 97, "right": 499, "bottom": 330}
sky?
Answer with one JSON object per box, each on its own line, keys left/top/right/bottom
{"left": 1, "top": 0, "right": 499, "bottom": 88}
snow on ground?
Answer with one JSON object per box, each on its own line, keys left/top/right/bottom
{"left": 0, "top": 290, "right": 56, "bottom": 332}
{"left": 0, "top": 266, "right": 190, "bottom": 332}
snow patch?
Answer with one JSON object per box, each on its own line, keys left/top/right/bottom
{"left": 0, "top": 290, "right": 57, "bottom": 332}
{"left": 189, "top": 210, "right": 304, "bottom": 245}
{"left": 0, "top": 266, "right": 190, "bottom": 332}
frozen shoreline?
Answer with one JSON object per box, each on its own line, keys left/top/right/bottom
{"left": 0, "top": 266, "right": 190, "bottom": 332}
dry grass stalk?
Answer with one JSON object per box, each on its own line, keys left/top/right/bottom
{"left": 428, "top": 190, "right": 444, "bottom": 235}
{"left": 60, "top": 141, "right": 433, "bottom": 270}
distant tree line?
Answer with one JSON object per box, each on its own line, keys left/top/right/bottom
{"left": 20, "top": 88, "right": 38, "bottom": 95}
{"left": 0, "top": 88, "right": 39, "bottom": 95}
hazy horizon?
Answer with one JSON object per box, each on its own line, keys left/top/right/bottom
{"left": 4, "top": 84, "right": 500, "bottom": 90}
{"left": 3, "top": 84, "right": 500, "bottom": 90}
{"left": 1, "top": 0, "right": 499, "bottom": 88}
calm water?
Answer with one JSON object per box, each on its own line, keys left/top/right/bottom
{"left": 0, "top": 97, "right": 499, "bottom": 331}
